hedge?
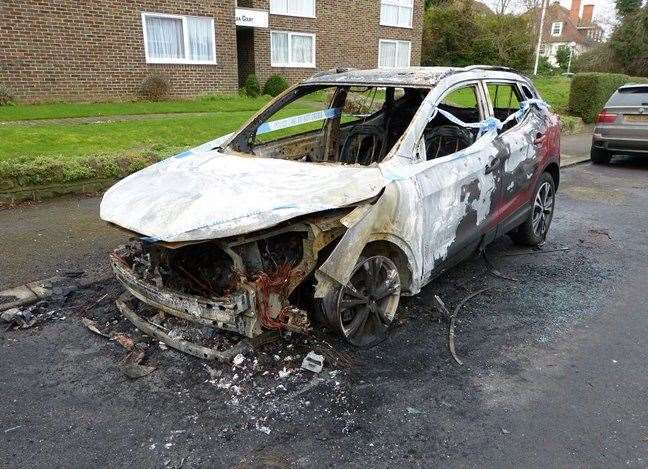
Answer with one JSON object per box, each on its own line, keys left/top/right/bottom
{"left": 568, "top": 72, "right": 648, "bottom": 123}
{"left": 263, "top": 75, "right": 289, "bottom": 97}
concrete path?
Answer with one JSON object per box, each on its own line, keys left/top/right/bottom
{"left": 561, "top": 124, "right": 594, "bottom": 166}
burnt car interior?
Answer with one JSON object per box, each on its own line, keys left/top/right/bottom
{"left": 226, "top": 84, "right": 503, "bottom": 166}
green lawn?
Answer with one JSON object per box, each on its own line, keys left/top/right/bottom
{"left": 532, "top": 76, "right": 571, "bottom": 113}
{"left": 0, "top": 77, "right": 573, "bottom": 188}
{"left": 0, "top": 101, "right": 316, "bottom": 186}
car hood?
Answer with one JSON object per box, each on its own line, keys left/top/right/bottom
{"left": 100, "top": 150, "right": 386, "bottom": 242}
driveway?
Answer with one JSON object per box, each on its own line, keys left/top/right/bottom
{"left": 2, "top": 158, "right": 648, "bottom": 468}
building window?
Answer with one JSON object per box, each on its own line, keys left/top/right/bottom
{"left": 269, "top": 0, "right": 316, "bottom": 18}
{"left": 271, "top": 31, "right": 316, "bottom": 68}
{"left": 551, "top": 22, "right": 563, "bottom": 36}
{"left": 380, "top": 0, "right": 414, "bottom": 28}
{"left": 141, "top": 12, "right": 216, "bottom": 64}
{"left": 378, "top": 39, "right": 411, "bottom": 68}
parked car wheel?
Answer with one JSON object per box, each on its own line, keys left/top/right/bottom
{"left": 317, "top": 254, "right": 401, "bottom": 347}
{"left": 510, "top": 172, "right": 556, "bottom": 246}
{"left": 591, "top": 147, "right": 612, "bottom": 165}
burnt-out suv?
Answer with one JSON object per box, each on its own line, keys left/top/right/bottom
{"left": 101, "top": 66, "right": 560, "bottom": 353}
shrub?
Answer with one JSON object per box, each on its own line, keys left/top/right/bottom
{"left": 568, "top": 72, "right": 648, "bottom": 123}
{"left": 244, "top": 74, "right": 261, "bottom": 98}
{"left": 0, "top": 84, "right": 15, "bottom": 106}
{"left": 138, "top": 74, "right": 170, "bottom": 101}
{"left": 263, "top": 75, "right": 289, "bottom": 97}
{"left": 537, "top": 57, "right": 559, "bottom": 76}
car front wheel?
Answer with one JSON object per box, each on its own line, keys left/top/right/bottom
{"left": 316, "top": 254, "right": 401, "bottom": 347}
{"left": 510, "top": 172, "right": 556, "bottom": 246}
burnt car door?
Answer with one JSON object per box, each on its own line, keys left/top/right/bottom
{"left": 483, "top": 81, "right": 545, "bottom": 231}
{"left": 415, "top": 81, "right": 504, "bottom": 280}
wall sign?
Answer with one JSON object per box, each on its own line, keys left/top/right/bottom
{"left": 235, "top": 8, "right": 269, "bottom": 28}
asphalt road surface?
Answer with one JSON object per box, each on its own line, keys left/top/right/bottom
{"left": 1, "top": 158, "right": 648, "bottom": 468}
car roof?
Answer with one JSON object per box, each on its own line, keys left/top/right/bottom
{"left": 304, "top": 66, "right": 530, "bottom": 88}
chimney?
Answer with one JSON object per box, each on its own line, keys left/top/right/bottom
{"left": 582, "top": 4, "right": 594, "bottom": 24}
{"left": 570, "top": 0, "right": 581, "bottom": 23}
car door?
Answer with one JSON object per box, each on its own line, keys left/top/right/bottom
{"left": 415, "top": 81, "right": 504, "bottom": 280}
{"left": 483, "top": 81, "right": 544, "bottom": 231}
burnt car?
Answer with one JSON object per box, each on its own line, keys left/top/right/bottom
{"left": 591, "top": 84, "right": 648, "bottom": 164}
{"left": 100, "top": 66, "right": 560, "bottom": 352}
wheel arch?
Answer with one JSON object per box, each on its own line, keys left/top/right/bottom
{"left": 362, "top": 238, "right": 416, "bottom": 295}
{"left": 544, "top": 161, "right": 560, "bottom": 189}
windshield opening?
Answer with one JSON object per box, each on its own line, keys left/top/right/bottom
{"left": 227, "top": 84, "right": 429, "bottom": 166}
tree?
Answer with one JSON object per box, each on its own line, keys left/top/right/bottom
{"left": 610, "top": 5, "right": 648, "bottom": 76}
{"left": 616, "top": 0, "right": 642, "bottom": 17}
{"left": 555, "top": 44, "right": 571, "bottom": 71}
{"left": 421, "top": 2, "right": 533, "bottom": 69}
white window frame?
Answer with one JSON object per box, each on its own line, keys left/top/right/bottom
{"left": 141, "top": 12, "right": 217, "bottom": 65}
{"left": 270, "top": 31, "right": 316, "bottom": 68}
{"left": 378, "top": 39, "right": 411, "bottom": 68}
{"left": 551, "top": 21, "right": 563, "bottom": 37}
{"left": 269, "top": 0, "right": 316, "bottom": 18}
{"left": 380, "top": 0, "right": 414, "bottom": 29}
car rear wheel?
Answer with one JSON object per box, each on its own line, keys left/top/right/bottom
{"left": 316, "top": 255, "right": 401, "bottom": 347}
{"left": 591, "top": 147, "right": 612, "bottom": 165}
{"left": 510, "top": 172, "right": 556, "bottom": 246}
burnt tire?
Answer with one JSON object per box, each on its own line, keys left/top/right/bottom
{"left": 591, "top": 147, "right": 612, "bottom": 165}
{"left": 315, "top": 254, "right": 401, "bottom": 348}
{"left": 509, "top": 172, "right": 556, "bottom": 247}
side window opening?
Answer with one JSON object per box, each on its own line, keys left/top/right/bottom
{"left": 521, "top": 84, "right": 535, "bottom": 100}
{"left": 228, "top": 85, "right": 426, "bottom": 166}
{"left": 486, "top": 83, "right": 523, "bottom": 130}
{"left": 424, "top": 84, "right": 482, "bottom": 161}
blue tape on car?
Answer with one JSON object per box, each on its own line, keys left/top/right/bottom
{"left": 174, "top": 150, "right": 194, "bottom": 159}
{"left": 257, "top": 108, "right": 341, "bottom": 135}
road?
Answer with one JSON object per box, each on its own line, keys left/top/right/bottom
{"left": 2, "top": 157, "right": 648, "bottom": 468}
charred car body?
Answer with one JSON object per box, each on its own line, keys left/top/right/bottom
{"left": 101, "top": 66, "right": 561, "bottom": 352}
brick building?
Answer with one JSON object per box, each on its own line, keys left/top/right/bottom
{"left": 538, "top": 0, "right": 603, "bottom": 67}
{"left": 0, "top": 0, "right": 424, "bottom": 103}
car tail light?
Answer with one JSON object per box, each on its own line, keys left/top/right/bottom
{"left": 596, "top": 110, "right": 618, "bottom": 124}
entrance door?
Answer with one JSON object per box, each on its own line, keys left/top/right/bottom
{"left": 236, "top": 27, "right": 255, "bottom": 88}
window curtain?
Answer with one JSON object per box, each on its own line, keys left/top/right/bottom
{"left": 291, "top": 34, "right": 313, "bottom": 64}
{"left": 271, "top": 32, "right": 289, "bottom": 64}
{"left": 270, "top": 0, "right": 287, "bottom": 14}
{"left": 146, "top": 16, "right": 184, "bottom": 59}
{"left": 187, "top": 17, "right": 214, "bottom": 61}
{"left": 396, "top": 41, "right": 410, "bottom": 67}
{"left": 379, "top": 42, "right": 397, "bottom": 68}
{"left": 288, "top": 0, "right": 314, "bottom": 16}
{"left": 381, "top": 4, "right": 399, "bottom": 25}
{"left": 381, "top": 0, "right": 412, "bottom": 27}
{"left": 397, "top": 5, "right": 412, "bottom": 27}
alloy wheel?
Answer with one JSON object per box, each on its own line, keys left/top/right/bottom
{"left": 532, "top": 181, "right": 554, "bottom": 239}
{"left": 335, "top": 255, "right": 401, "bottom": 347}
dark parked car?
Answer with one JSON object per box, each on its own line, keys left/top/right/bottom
{"left": 591, "top": 84, "right": 648, "bottom": 164}
{"left": 101, "top": 66, "right": 561, "bottom": 352}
